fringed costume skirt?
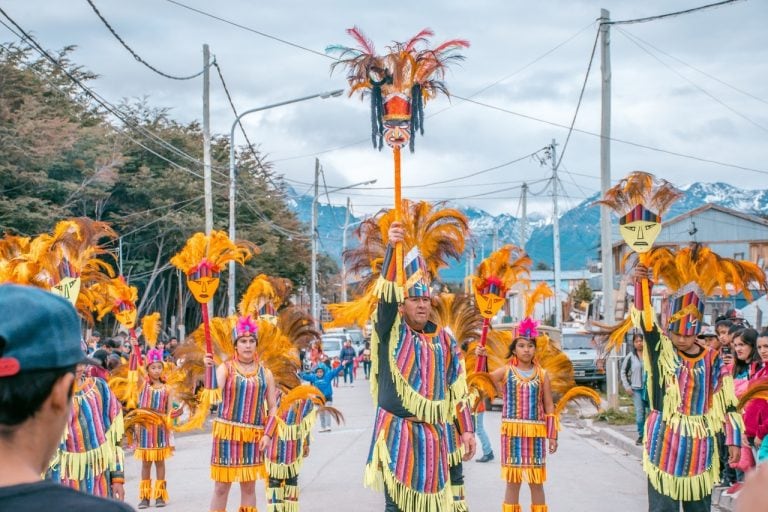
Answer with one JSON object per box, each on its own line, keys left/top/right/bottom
{"left": 500, "top": 419, "right": 547, "bottom": 484}
{"left": 135, "top": 423, "right": 174, "bottom": 462}
{"left": 365, "top": 407, "right": 453, "bottom": 512}
{"left": 210, "top": 418, "right": 266, "bottom": 482}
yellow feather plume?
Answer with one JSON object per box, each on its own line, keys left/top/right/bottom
{"left": 91, "top": 277, "right": 138, "bottom": 322}
{"left": 554, "top": 386, "right": 602, "bottom": 416}
{"left": 141, "top": 312, "right": 161, "bottom": 348}
{"left": 170, "top": 230, "right": 255, "bottom": 275}
{"left": 277, "top": 384, "right": 326, "bottom": 415}
{"left": 431, "top": 292, "right": 483, "bottom": 347}
{"left": 256, "top": 318, "right": 301, "bottom": 392}
{"left": 524, "top": 282, "right": 554, "bottom": 318}
{"left": 238, "top": 274, "right": 277, "bottom": 316}
{"left": 473, "top": 244, "right": 531, "bottom": 297}
{"left": 325, "top": 283, "right": 378, "bottom": 329}
{"left": 534, "top": 332, "right": 576, "bottom": 397}
{"left": 467, "top": 372, "right": 498, "bottom": 402}
{"left": 594, "top": 171, "right": 681, "bottom": 218}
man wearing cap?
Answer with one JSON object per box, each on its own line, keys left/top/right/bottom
{"left": 697, "top": 325, "right": 720, "bottom": 350}
{"left": 0, "top": 284, "right": 132, "bottom": 511}
{"left": 364, "top": 222, "right": 475, "bottom": 512}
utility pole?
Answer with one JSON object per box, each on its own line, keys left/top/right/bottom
{"left": 550, "top": 139, "right": 562, "bottom": 329}
{"left": 202, "top": 44, "right": 213, "bottom": 235}
{"left": 310, "top": 158, "right": 320, "bottom": 326}
{"left": 341, "top": 196, "right": 351, "bottom": 303}
{"left": 600, "top": 8, "right": 618, "bottom": 408}
{"left": 520, "top": 182, "right": 528, "bottom": 249}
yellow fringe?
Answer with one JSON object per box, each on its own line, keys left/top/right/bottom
{"left": 212, "top": 419, "right": 264, "bottom": 443}
{"left": 448, "top": 444, "right": 465, "bottom": 467}
{"left": 138, "top": 479, "right": 152, "bottom": 500}
{"left": 53, "top": 412, "right": 125, "bottom": 481}
{"left": 451, "top": 484, "right": 468, "bottom": 512}
{"left": 501, "top": 466, "right": 546, "bottom": 484}
{"left": 275, "top": 409, "right": 317, "bottom": 441}
{"left": 152, "top": 479, "right": 168, "bottom": 501}
{"left": 503, "top": 504, "right": 522, "bottom": 512}
{"left": 200, "top": 387, "right": 222, "bottom": 407}
{"left": 134, "top": 446, "right": 173, "bottom": 462}
{"left": 284, "top": 483, "right": 299, "bottom": 512}
{"left": 531, "top": 505, "right": 548, "bottom": 512}
{"left": 265, "top": 457, "right": 304, "bottom": 480}
{"left": 238, "top": 507, "right": 257, "bottom": 512}
{"left": 210, "top": 463, "right": 267, "bottom": 483}
{"left": 643, "top": 452, "right": 718, "bottom": 501}
{"left": 501, "top": 420, "right": 547, "bottom": 438}
{"left": 365, "top": 434, "right": 452, "bottom": 512}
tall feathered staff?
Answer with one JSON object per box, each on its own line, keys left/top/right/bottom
{"left": 472, "top": 245, "right": 531, "bottom": 371}
{"left": 328, "top": 28, "right": 469, "bottom": 285}
{"left": 170, "top": 231, "right": 254, "bottom": 405}
{"left": 594, "top": 171, "right": 681, "bottom": 330}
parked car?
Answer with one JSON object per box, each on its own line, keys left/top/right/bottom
{"left": 346, "top": 329, "right": 365, "bottom": 346}
{"left": 320, "top": 335, "right": 344, "bottom": 361}
{"left": 560, "top": 327, "right": 605, "bottom": 390}
{"left": 325, "top": 327, "right": 365, "bottom": 346}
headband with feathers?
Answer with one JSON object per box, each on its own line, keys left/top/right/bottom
{"left": 170, "top": 230, "right": 255, "bottom": 276}
{"left": 473, "top": 245, "right": 531, "bottom": 297}
{"left": 593, "top": 171, "right": 681, "bottom": 221}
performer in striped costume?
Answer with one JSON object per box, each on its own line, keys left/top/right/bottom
{"left": 205, "top": 315, "right": 277, "bottom": 512}
{"left": 135, "top": 348, "right": 174, "bottom": 508}
{"left": 48, "top": 363, "right": 125, "bottom": 499}
{"left": 484, "top": 318, "right": 556, "bottom": 512}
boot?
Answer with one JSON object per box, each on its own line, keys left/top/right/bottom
{"left": 283, "top": 483, "right": 299, "bottom": 512}
{"left": 503, "top": 504, "right": 521, "bottom": 512}
{"left": 138, "top": 479, "right": 152, "bottom": 509}
{"left": 153, "top": 479, "right": 168, "bottom": 507}
{"left": 531, "top": 505, "right": 548, "bottom": 512}
{"left": 451, "top": 484, "right": 468, "bottom": 512}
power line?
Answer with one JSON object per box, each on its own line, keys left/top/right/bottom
{"left": 605, "top": 0, "right": 744, "bottom": 25}
{"left": 617, "top": 27, "right": 768, "bottom": 133}
{"left": 452, "top": 94, "right": 768, "bottom": 177}
{"left": 85, "top": 0, "right": 206, "bottom": 80}
{"left": 555, "top": 26, "right": 600, "bottom": 170}
{"left": 162, "top": 0, "right": 334, "bottom": 61}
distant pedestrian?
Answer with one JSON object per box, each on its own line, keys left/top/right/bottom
{"left": 621, "top": 333, "right": 647, "bottom": 446}
{"left": 340, "top": 340, "right": 356, "bottom": 385}
{"left": 360, "top": 342, "right": 372, "bottom": 380}
{"left": 299, "top": 361, "right": 348, "bottom": 432}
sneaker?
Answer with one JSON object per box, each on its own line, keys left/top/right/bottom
{"left": 137, "top": 499, "right": 149, "bottom": 509}
{"left": 635, "top": 436, "right": 643, "bottom": 446}
{"left": 476, "top": 452, "right": 494, "bottom": 463}
{"left": 723, "top": 482, "right": 743, "bottom": 496}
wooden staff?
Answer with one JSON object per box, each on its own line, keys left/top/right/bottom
{"left": 393, "top": 145, "right": 403, "bottom": 286}
{"left": 200, "top": 304, "right": 218, "bottom": 396}
{"left": 476, "top": 318, "right": 490, "bottom": 373}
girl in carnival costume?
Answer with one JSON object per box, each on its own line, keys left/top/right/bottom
{"left": 134, "top": 338, "right": 175, "bottom": 509}
{"left": 203, "top": 315, "right": 277, "bottom": 512}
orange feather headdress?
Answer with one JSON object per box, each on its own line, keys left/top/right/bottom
{"left": 594, "top": 171, "right": 681, "bottom": 223}
{"left": 170, "top": 230, "right": 255, "bottom": 277}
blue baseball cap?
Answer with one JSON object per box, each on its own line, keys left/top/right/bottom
{"left": 0, "top": 284, "right": 95, "bottom": 377}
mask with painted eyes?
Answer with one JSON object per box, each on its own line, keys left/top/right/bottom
{"left": 619, "top": 220, "right": 661, "bottom": 253}
{"left": 474, "top": 290, "right": 506, "bottom": 319}
{"left": 51, "top": 276, "right": 81, "bottom": 306}
{"left": 115, "top": 303, "right": 137, "bottom": 329}
{"left": 187, "top": 276, "right": 220, "bottom": 304}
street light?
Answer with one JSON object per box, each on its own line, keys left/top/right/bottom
{"left": 310, "top": 173, "right": 377, "bottom": 325}
{"left": 228, "top": 89, "right": 345, "bottom": 314}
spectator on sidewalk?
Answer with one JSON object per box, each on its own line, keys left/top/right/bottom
{"left": 340, "top": 340, "right": 356, "bottom": 385}
{"left": 621, "top": 332, "right": 647, "bottom": 446}
{"left": 360, "top": 342, "right": 372, "bottom": 380}
{"left": 0, "top": 284, "right": 132, "bottom": 512}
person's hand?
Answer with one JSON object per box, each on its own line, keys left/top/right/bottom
{"left": 633, "top": 264, "right": 652, "bottom": 283}
{"left": 474, "top": 345, "right": 487, "bottom": 357}
{"left": 203, "top": 353, "right": 215, "bottom": 368}
{"left": 259, "top": 434, "right": 272, "bottom": 453}
{"left": 736, "top": 462, "right": 768, "bottom": 512}
{"left": 549, "top": 438, "right": 558, "bottom": 454}
{"left": 388, "top": 222, "right": 405, "bottom": 244}
{"left": 111, "top": 482, "right": 125, "bottom": 501}
{"left": 722, "top": 353, "right": 734, "bottom": 366}
{"left": 728, "top": 445, "right": 741, "bottom": 465}
{"left": 461, "top": 432, "right": 476, "bottom": 461}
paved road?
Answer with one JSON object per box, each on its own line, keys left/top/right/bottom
{"left": 123, "top": 377, "right": 648, "bottom": 511}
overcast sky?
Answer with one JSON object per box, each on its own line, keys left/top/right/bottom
{"left": 2, "top": 0, "right": 767, "bottom": 218}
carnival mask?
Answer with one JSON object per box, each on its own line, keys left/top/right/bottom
{"left": 474, "top": 290, "right": 505, "bottom": 319}
{"left": 115, "top": 303, "right": 137, "bottom": 329}
{"left": 51, "top": 276, "right": 81, "bottom": 306}
{"left": 620, "top": 220, "right": 661, "bottom": 253}
{"left": 187, "top": 275, "right": 220, "bottom": 304}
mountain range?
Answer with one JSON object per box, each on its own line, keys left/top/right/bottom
{"left": 290, "top": 182, "right": 768, "bottom": 283}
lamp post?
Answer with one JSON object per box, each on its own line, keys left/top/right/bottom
{"left": 228, "top": 89, "right": 344, "bottom": 314}
{"left": 310, "top": 174, "right": 377, "bottom": 325}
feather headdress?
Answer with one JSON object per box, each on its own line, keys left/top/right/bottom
{"left": 170, "top": 230, "right": 255, "bottom": 276}
{"left": 141, "top": 312, "right": 161, "bottom": 349}
{"left": 473, "top": 245, "right": 531, "bottom": 298}
{"left": 238, "top": 274, "right": 292, "bottom": 319}
{"left": 593, "top": 171, "right": 681, "bottom": 222}
{"left": 92, "top": 276, "right": 139, "bottom": 327}
{"left": 431, "top": 293, "right": 483, "bottom": 347}
{"left": 523, "top": 282, "right": 554, "bottom": 319}
{"left": 328, "top": 27, "right": 469, "bottom": 151}
{"left": 277, "top": 307, "right": 320, "bottom": 350}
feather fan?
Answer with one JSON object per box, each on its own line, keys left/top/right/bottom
{"left": 554, "top": 386, "right": 602, "bottom": 416}
{"left": 141, "top": 312, "right": 161, "bottom": 348}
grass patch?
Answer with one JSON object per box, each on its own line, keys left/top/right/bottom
{"left": 593, "top": 407, "right": 636, "bottom": 425}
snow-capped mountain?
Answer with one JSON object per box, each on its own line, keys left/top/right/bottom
{"left": 290, "top": 182, "right": 768, "bottom": 281}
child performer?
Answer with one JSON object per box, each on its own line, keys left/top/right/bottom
{"left": 135, "top": 348, "right": 174, "bottom": 509}
{"left": 481, "top": 318, "right": 557, "bottom": 512}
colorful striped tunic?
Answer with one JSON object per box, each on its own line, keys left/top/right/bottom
{"left": 134, "top": 381, "right": 173, "bottom": 462}
{"left": 265, "top": 398, "right": 315, "bottom": 480}
{"left": 364, "top": 255, "right": 473, "bottom": 512}
{"left": 501, "top": 365, "right": 548, "bottom": 483}
{"left": 640, "top": 311, "right": 743, "bottom": 502}
{"left": 49, "top": 376, "right": 125, "bottom": 497}
{"left": 210, "top": 360, "right": 268, "bottom": 482}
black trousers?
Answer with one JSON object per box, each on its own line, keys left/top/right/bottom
{"left": 647, "top": 479, "right": 710, "bottom": 512}
{"left": 384, "top": 463, "right": 463, "bottom": 511}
